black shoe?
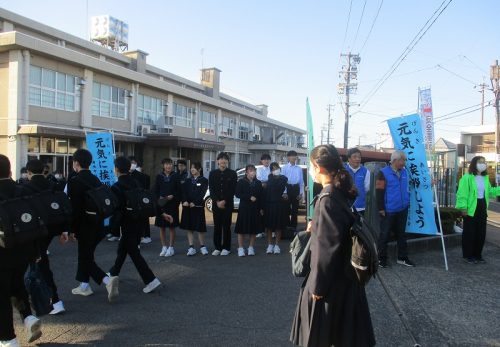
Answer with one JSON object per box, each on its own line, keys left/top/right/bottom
{"left": 476, "top": 257, "right": 486, "bottom": 264}
{"left": 397, "top": 257, "right": 415, "bottom": 267}
{"left": 463, "top": 257, "right": 476, "bottom": 264}
{"left": 378, "top": 259, "right": 388, "bottom": 268}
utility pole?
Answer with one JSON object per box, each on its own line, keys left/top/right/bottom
{"left": 490, "top": 60, "right": 500, "bottom": 187}
{"left": 478, "top": 81, "right": 488, "bottom": 125}
{"left": 338, "top": 52, "right": 360, "bottom": 149}
{"left": 326, "top": 104, "right": 334, "bottom": 144}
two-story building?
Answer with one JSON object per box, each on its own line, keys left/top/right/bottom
{"left": 0, "top": 8, "right": 306, "bottom": 179}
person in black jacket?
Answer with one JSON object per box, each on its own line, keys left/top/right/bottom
{"left": 108, "top": 157, "right": 162, "bottom": 294}
{"left": 154, "top": 158, "right": 181, "bottom": 257}
{"left": 16, "top": 166, "right": 29, "bottom": 185}
{"left": 0, "top": 155, "right": 42, "bottom": 346}
{"left": 208, "top": 152, "right": 237, "bottom": 256}
{"left": 25, "top": 159, "right": 68, "bottom": 315}
{"left": 235, "top": 164, "right": 263, "bottom": 257}
{"left": 180, "top": 162, "right": 209, "bottom": 256}
{"left": 177, "top": 159, "right": 189, "bottom": 183}
{"left": 128, "top": 156, "right": 152, "bottom": 245}
{"left": 264, "top": 162, "right": 288, "bottom": 255}
{"left": 66, "top": 149, "right": 118, "bottom": 302}
{"left": 290, "top": 144, "right": 375, "bottom": 347}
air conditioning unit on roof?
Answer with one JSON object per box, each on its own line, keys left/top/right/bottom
{"left": 137, "top": 124, "right": 150, "bottom": 136}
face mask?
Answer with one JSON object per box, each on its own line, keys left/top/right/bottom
{"left": 55, "top": 174, "right": 61, "bottom": 180}
{"left": 272, "top": 169, "right": 281, "bottom": 176}
{"left": 21, "top": 173, "right": 28, "bottom": 179}
{"left": 130, "top": 163, "right": 137, "bottom": 171}
{"left": 477, "top": 163, "right": 487, "bottom": 173}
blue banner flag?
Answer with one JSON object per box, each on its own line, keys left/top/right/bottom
{"left": 306, "top": 98, "right": 315, "bottom": 220}
{"left": 387, "top": 114, "right": 437, "bottom": 235}
{"left": 86, "top": 132, "right": 116, "bottom": 186}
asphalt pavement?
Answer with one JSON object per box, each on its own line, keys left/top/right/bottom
{"left": 11, "top": 212, "right": 500, "bottom": 347}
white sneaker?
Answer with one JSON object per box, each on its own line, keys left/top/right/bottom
{"left": 141, "top": 237, "right": 152, "bottom": 244}
{"left": 106, "top": 233, "right": 112, "bottom": 238}
{"left": 248, "top": 246, "right": 255, "bottom": 256}
{"left": 0, "top": 338, "right": 20, "bottom": 347}
{"left": 272, "top": 232, "right": 276, "bottom": 238}
{"left": 220, "top": 249, "right": 231, "bottom": 256}
{"left": 143, "top": 278, "right": 161, "bottom": 294}
{"left": 49, "top": 300, "right": 65, "bottom": 315}
{"left": 212, "top": 249, "right": 221, "bottom": 256}
{"left": 200, "top": 246, "right": 209, "bottom": 255}
{"left": 71, "top": 285, "right": 94, "bottom": 296}
{"left": 238, "top": 247, "right": 245, "bottom": 257}
{"left": 187, "top": 247, "right": 197, "bottom": 256}
{"left": 256, "top": 233, "right": 265, "bottom": 238}
{"left": 159, "top": 246, "right": 168, "bottom": 257}
{"left": 106, "top": 276, "right": 119, "bottom": 302}
{"left": 266, "top": 244, "right": 274, "bottom": 254}
{"left": 273, "top": 245, "right": 281, "bottom": 254}
{"left": 24, "top": 315, "right": 42, "bottom": 343}
{"left": 107, "top": 236, "right": 120, "bottom": 242}
{"left": 46, "top": 250, "right": 50, "bottom": 255}
{"left": 165, "top": 246, "right": 175, "bottom": 257}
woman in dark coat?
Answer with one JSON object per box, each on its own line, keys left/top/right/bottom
{"left": 180, "top": 162, "right": 209, "bottom": 256}
{"left": 290, "top": 144, "right": 375, "bottom": 347}
{"left": 234, "top": 164, "right": 263, "bottom": 257}
{"left": 264, "top": 162, "right": 288, "bottom": 255}
{"left": 154, "top": 158, "right": 181, "bottom": 257}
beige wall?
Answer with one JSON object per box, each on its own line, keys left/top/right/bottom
{"left": 31, "top": 55, "right": 84, "bottom": 78}
{"left": 0, "top": 63, "right": 8, "bottom": 135}
{"left": 29, "top": 106, "right": 80, "bottom": 127}
{"left": 0, "top": 136, "right": 7, "bottom": 156}
{"left": 138, "top": 86, "right": 168, "bottom": 101}
{"left": 93, "top": 73, "right": 131, "bottom": 90}
{"left": 172, "top": 125, "right": 194, "bottom": 138}
{"left": 92, "top": 116, "right": 131, "bottom": 132}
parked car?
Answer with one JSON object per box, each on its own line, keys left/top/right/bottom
{"left": 203, "top": 164, "right": 307, "bottom": 212}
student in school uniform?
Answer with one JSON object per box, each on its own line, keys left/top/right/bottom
{"left": 0, "top": 155, "right": 43, "bottom": 347}
{"left": 154, "top": 158, "right": 181, "bottom": 257}
{"left": 108, "top": 156, "right": 162, "bottom": 294}
{"left": 282, "top": 150, "right": 304, "bottom": 232}
{"left": 128, "top": 156, "right": 152, "bottom": 245}
{"left": 235, "top": 164, "right": 264, "bottom": 257}
{"left": 264, "top": 162, "right": 289, "bottom": 255}
{"left": 256, "top": 154, "right": 271, "bottom": 238}
{"left": 180, "top": 162, "right": 209, "bottom": 256}
{"left": 177, "top": 159, "right": 189, "bottom": 183}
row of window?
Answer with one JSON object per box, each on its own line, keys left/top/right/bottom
{"left": 27, "top": 66, "right": 293, "bottom": 142}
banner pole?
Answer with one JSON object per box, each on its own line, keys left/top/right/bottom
{"left": 433, "top": 182, "right": 449, "bottom": 271}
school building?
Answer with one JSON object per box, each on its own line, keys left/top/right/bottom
{"left": 0, "top": 8, "right": 306, "bottom": 179}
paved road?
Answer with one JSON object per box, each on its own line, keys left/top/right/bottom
{"left": 11, "top": 213, "right": 500, "bottom": 346}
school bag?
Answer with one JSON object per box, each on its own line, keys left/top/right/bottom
{"left": 342, "top": 202, "right": 379, "bottom": 285}
{"left": 25, "top": 262, "right": 53, "bottom": 316}
{"left": 27, "top": 185, "right": 72, "bottom": 229}
{"left": 75, "top": 177, "right": 118, "bottom": 222}
{"left": 289, "top": 230, "right": 311, "bottom": 277}
{"left": 121, "top": 183, "right": 157, "bottom": 219}
{"left": 0, "top": 189, "right": 48, "bottom": 248}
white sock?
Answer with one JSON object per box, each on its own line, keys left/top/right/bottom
{"left": 80, "top": 282, "right": 89, "bottom": 290}
{"left": 102, "top": 276, "right": 110, "bottom": 285}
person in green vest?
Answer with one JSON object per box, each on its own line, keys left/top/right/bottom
{"left": 456, "top": 156, "right": 500, "bottom": 264}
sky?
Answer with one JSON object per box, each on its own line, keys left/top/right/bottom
{"left": 0, "top": 0, "right": 498, "bottom": 148}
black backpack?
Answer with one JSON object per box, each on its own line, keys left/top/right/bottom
{"left": 121, "top": 184, "right": 157, "bottom": 219}
{"left": 343, "top": 203, "right": 379, "bottom": 285}
{"left": 75, "top": 177, "right": 118, "bottom": 222}
{"left": 27, "top": 185, "right": 72, "bottom": 229}
{"left": 0, "top": 189, "right": 48, "bottom": 248}
{"left": 289, "top": 230, "right": 312, "bottom": 277}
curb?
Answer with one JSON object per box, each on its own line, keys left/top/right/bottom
{"left": 487, "top": 219, "right": 500, "bottom": 228}
{"left": 387, "top": 233, "right": 462, "bottom": 257}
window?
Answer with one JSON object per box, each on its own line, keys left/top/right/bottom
{"left": 239, "top": 120, "right": 250, "bottom": 140}
{"left": 254, "top": 125, "right": 261, "bottom": 141}
{"left": 220, "top": 116, "right": 235, "bottom": 137}
{"left": 29, "top": 65, "right": 79, "bottom": 111}
{"left": 172, "top": 102, "right": 194, "bottom": 128}
{"left": 137, "top": 94, "right": 167, "bottom": 126}
{"left": 92, "top": 82, "right": 127, "bottom": 119}
{"left": 239, "top": 154, "right": 250, "bottom": 170}
{"left": 199, "top": 110, "right": 216, "bottom": 135}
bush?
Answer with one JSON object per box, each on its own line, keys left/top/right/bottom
{"left": 435, "top": 207, "right": 461, "bottom": 235}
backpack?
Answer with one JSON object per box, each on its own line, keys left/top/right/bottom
{"left": 75, "top": 177, "right": 118, "bottom": 222}
{"left": 0, "top": 189, "right": 48, "bottom": 248}
{"left": 343, "top": 203, "right": 379, "bottom": 285}
{"left": 121, "top": 184, "right": 157, "bottom": 219}
{"left": 27, "top": 185, "right": 72, "bottom": 229}
{"left": 289, "top": 230, "right": 312, "bottom": 277}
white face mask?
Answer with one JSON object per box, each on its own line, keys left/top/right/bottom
{"left": 55, "top": 174, "right": 61, "bottom": 180}
{"left": 477, "top": 163, "right": 487, "bottom": 173}
{"left": 130, "top": 163, "right": 137, "bottom": 171}
{"left": 272, "top": 169, "right": 281, "bottom": 176}
{"left": 21, "top": 173, "right": 28, "bottom": 179}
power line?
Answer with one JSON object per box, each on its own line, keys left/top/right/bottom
{"left": 459, "top": 55, "right": 488, "bottom": 74}
{"left": 359, "top": 0, "right": 384, "bottom": 54}
{"left": 359, "top": 0, "right": 454, "bottom": 110}
{"left": 352, "top": 0, "right": 368, "bottom": 49}
{"left": 434, "top": 104, "right": 492, "bottom": 123}
{"left": 433, "top": 101, "right": 493, "bottom": 121}
{"left": 340, "top": 0, "right": 354, "bottom": 53}
{"left": 436, "top": 64, "right": 479, "bottom": 86}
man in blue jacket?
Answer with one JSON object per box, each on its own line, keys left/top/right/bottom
{"left": 375, "top": 150, "right": 415, "bottom": 268}
{"left": 345, "top": 148, "right": 370, "bottom": 214}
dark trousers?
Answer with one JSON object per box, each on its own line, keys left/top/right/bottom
{"left": 378, "top": 209, "right": 409, "bottom": 260}
{"left": 39, "top": 234, "right": 60, "bottom": 303}
{"left": 76, "top": 231, "right": 107, "bottom": 284}
{"left": 109, "top": 230, "right": 155, "bottom": 285}
{"left": 142, "top": 217, "right": 151, "bottom": 238}
{"left": 462, "top": 198, "right": 487, "bottom": 259}
{"left": 0, "top": 263, "right": 33, "bottom": 341}
{"left": 286, "top": 184, "right": 300, "bottom": 228}
{"left": 213, "top": 206, "right": 233, "bottom": 251}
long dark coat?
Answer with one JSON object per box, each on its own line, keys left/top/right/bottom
{"left": 290, "top": 184, "right": 375, "bottom": 347}
{"left": 154, "top": 171, "right": 181, "bottom": 228}
{"left": 234, "top": 177, "right": 263, "bottom": 235}
{"left": 180, "top": 176, "right": 208, "bottom": 232}
{"left": 264, "top": 174, "right": 288, "bottom": 230}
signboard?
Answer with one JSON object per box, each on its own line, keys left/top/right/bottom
{"left": 86, "top": 132, "right": 116, "bottom": 186}
{"left": 418, "top": 87, "right": 435, "bottom": 151}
